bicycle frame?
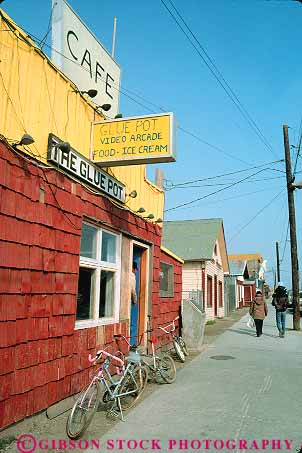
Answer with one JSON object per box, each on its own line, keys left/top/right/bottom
{"left": 137, "top": 327, "right": 176, "bottom": 384}
{"left": 114, "top": 333, "right": 144, "bottom": 352}
{"left": 114, "top": 333, "right": 159, "bottom": 381}
{"left": 158, "top": 316, "right": 187, "bottom": 362}
{"left": 86, "top": 349, "right": 142, "bottom": 421}
{"left": 158, "top": 316, "right": 180, "bottom": 338}
{"left": 67, "top": 347, "right": 148, "bottom": 438}
{"left": 140, "top": 337, "right": 160, "bottom": 371}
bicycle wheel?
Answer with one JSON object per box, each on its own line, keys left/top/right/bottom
{"left": 66, "top": 381, "right": 100, "bottom": 439}
{"left": 118, "top": 365, "right": 148, "bottom": 411}
{"left": 156, "top": 354, "right": 176, "bottom": 384}
{"left": 173, "top": 338, "right": 186, "bottom": 362}
{"left": 178, "top": 336, "right": 189, "bottom": 356}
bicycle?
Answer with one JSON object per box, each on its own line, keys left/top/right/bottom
{"left": 140, "top": 332, "right": 176, "bottom": 384}
{"left": 159, "top": 316, "right": 188, "bottom": 363}
{"left": 66, "top": 348, "right": 148, "bottom": 439}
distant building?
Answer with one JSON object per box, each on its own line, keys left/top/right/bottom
{"left": 225, "top": 259, "right": 256, "bottom": 310}
{"left": 228, "top": 253, "right": 265, "bottom": 292}
{"left": 162, "top": 219, "right": 229, "bottom": 320}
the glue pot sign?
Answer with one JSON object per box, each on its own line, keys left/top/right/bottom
{"left": 92, "top": 113, "right": 176, "bottom": 167}
{"left": 47, "top": 134, "right": 125, "bottom": 203}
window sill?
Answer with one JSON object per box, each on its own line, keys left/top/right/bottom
{"left": 159, "top": 293, "right": 174, "bottom": 298}
{"left": 75, "top": 318, "right": 118, "bottom": 330}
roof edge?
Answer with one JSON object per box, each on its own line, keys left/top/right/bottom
{"left": 160, "top": 246, "right": 184, "bottom": 264}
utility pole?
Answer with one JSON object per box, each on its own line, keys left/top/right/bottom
{"left": 283, "top": 125, "right": 300, "bottom": 330}
{"left": 273, "top": 267, "right": 277, "bottom": 290}
{"left": 275, "top": 241, "right": 281, "bottom": 283}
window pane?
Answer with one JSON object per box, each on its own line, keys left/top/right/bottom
{"left": 101, "top": 231, "right": 116, "bottom": 263}
{"left": 160, "top": 262, "right": 174, "bottom": 297}
{"left": 99, "top": 270, "right": 114, "bottom": 318}
{"left": 160, "top": 262, "right": 171, "bottom": 291}
{"left": 77, "top": 268, "right": 95, "bottom": 320}
{"left": 80, "top": 224, "right": 97, "bottom": 259}
{"left": 160, "top": 266, "right": 169, "bottom": 291}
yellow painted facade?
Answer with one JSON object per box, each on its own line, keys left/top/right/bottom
{"left": 0, "top": 10, "right": 164, "bottom": 220}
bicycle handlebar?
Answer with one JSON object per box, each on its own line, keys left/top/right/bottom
{"left": 114, "top": 333, "right": 144, "bottom": 348}
{"left": 158, "top": 316, "right": 180, "bottom": 334}
{"left": 88, "top": 349, "right": 124, "bottom": 367}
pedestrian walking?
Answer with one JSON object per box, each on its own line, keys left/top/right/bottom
{"left": 272, "top": 282, "right": 288, "bottom": 338}
{"left": 249, "top": 290, "right": 268, "bottom": 337}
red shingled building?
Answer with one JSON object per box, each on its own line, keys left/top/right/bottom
{"left": 0, "top": 140, "right": 183, "bottom": 428}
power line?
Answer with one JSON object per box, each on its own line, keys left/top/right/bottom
{"left": 166, "top": 175, "right": 285, "bottom": 190}
{"left": 2, "top": 14, "right": 288, "bottom": 176}
{"left": 262, "top": 0, "right": 302, "bottom": 3}
{"left": 177, "top": 186, "right": 284, "bottom": 212}
{"left": 279, "top": 119, "right": 302, "bottom": 261}
{"left": 38, "top": 1, "right": 56, "bottom": 50}
{"left": 165, "top": 0, "right": 275, "bottom": 154}
{"left": 160, "top": 0, "right": 279, "bottom": 159}
{"left": 164, "top": 159, "right": 284, "bottom": 189}
{"left": 292, "top": 119, "right": 302, "bottom": 176}
{"left": 1, "top": 14, "right": 282, "bottom": 170}
{"left": 178, "top": 126, "right": 250, "bottom": 165}
{"left": 281, "top": 222, "right": 290, "bottom": 261}
{"left": 164, "top": 167, "right": 271, "bottom": 213}
{"left": 228, "top": 189, "right": 285, "bottom": 242}
{"left": 0, "top": 21, "right": 257, "bottom": 167}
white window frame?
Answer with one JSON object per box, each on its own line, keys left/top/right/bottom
{"left": 75, "top": 222, "right": 121, "bottom": 329}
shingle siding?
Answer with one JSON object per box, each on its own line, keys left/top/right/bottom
{"left": 0, "top": 142, "right": 179, "bottom": 428}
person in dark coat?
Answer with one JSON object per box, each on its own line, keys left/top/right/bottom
{"left": 250, "top": 290, "right": 268, "bottom": 337}
{"left": 272, "top": 282, "right": 288, "bottom": 338}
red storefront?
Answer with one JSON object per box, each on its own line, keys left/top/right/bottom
{"left": 0, "top": 140, "right": 182, "bottom": 428}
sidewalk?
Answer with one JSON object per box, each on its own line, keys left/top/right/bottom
{"left": 203, "top": 307, "right": 250, "bottom": 345}
{"left": 95, "top": 306, "right": 302, "bottom": 450}
{"left": 2, "top": 306, "right": 302, "bottom": 451}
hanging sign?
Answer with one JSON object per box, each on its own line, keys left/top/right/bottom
{"left": 92, "top": 113, "right": 176, "bottom": 166}
{"left": 51, "top": 0, "right": 121, "bottom": 117}
{"left": 47, "top": 135, "right": 125, "bottom": 203}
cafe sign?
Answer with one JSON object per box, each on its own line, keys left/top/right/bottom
{"left": 47, "top": 134, "right": 125, "bottom": 203}
{"left": 51, "top": 0, "right": 121, "bottom": 117}
{"left": 92, "top": 113, "right": 176, "bottom": 166}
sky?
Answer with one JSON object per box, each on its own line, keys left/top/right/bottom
{"left": 3, "top": 0, "right": 302, "bottom": 288}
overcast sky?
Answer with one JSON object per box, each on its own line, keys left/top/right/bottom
{"left": 3, "top": 0, "right": 302, "bottom": 288}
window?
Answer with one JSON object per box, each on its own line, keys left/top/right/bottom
{"left": 207, "top": 276, "right": 213, "bottom": 308}
{"left": 76, "top": 222, "right": 121, "bottom": 327}
{"left": 214, "top": 244, "right": 217, "bottom": 256}
{"left": 160, "top": 262, "right": 174, "bottom": 297}
{"left": 219, "top": 281, "right": 223, "bottom": 307}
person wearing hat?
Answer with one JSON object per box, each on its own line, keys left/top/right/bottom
{"left": 249, "top": 289, "right": 268, "bottom": 337}
{"left": 272, "top": 282, "right": 288, "bottom": 338}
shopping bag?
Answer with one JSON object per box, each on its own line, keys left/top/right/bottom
{"left": 247, "top": 315, "right": 255, "bottom": 329}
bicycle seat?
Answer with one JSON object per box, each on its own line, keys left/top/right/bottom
{"left": 129, "top": 345, "right": 138, "bottom": 351}
{"left": 126, "top": 350, "right": 141, "bottom": 364}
